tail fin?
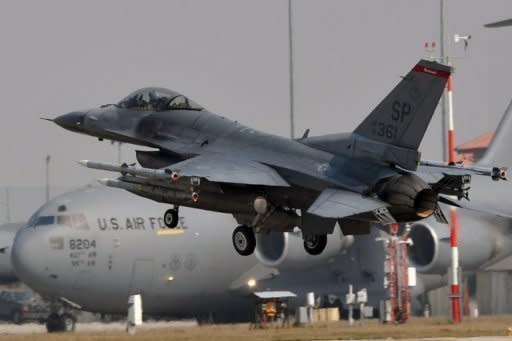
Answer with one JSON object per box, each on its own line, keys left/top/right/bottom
{"left": 354, "top": 60, "right": 451, "bottom": 150}
{"left": 478, "top": 100, "right": 512, "bottom": 167}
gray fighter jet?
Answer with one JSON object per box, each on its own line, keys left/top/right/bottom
{"left": 50, "top": 60, "right": 506, "bottom": 256}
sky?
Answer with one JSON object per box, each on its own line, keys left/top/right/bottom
{"left": 1, "top": 0, "right": 512, "bottom": 194}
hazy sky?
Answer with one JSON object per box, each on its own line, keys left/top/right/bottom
{"left": 1, "top": 0, "right": 512, "bottom": 189}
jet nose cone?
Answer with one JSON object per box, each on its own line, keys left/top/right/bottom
{"left": 54, "top": 111, "right": 86, "bottom": 132}
{"left": 11, "top": 229, "right": 44, "bottom": 283}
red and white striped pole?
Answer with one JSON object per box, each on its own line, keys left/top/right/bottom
{"left": 447, "top": 76, "right": 456, "bottom": 165}
{"left": 450, "top": 206, "right": 461, "bottom": 322}
{"left": 446, "top": 72, "right": 462, "bottom": 323}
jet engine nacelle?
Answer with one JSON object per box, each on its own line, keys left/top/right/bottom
{"left": 406, "top": 220, "right": 499, "bottom": 274}
{"left": 254, "top": 225, "right": 353, "bottom": 270}
{"left": 375, "top": 174, "right": 437, "bottom": 221}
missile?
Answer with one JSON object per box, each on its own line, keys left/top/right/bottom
{"left": 97, "top": 178, "right": 196, "bottom": 202}
{"left": 419, "top": 160, "right": 508, "bottom": 181}
{"left": 79, "top": 160, "right": 170, "bottom": 180}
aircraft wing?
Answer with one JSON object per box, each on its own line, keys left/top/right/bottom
{"left": 80, "top": 156, "right": 289, "bottom": 188}
{"left": 307, "top": 188, "right": 393, "bottom": 223}
{"left": 165, "top": 155, "right": 290, "bottom": 187}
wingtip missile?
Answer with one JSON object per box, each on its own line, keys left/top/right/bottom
{"left": 97, "top": 178, "right": 111, "bottom": 186}
{"left": 492, "top": 167, "right": 508, "bottom": 181}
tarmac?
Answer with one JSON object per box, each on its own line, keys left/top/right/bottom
{"left": 0, "top": 317, "right": 511, "bottom": 340}
{"left": 0, "top": 320, "right": 197, "bottom": 335}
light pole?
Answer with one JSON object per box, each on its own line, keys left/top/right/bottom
{"left": 5, "top": 188, "right": 10, "bottom": 223}
{"left": 288, "top": 0, "right": 295, "bottom": 138}
{"left": 45, "top": 155, "right": 51, "bottom": 202}
{"left": 440, "top": 0, "right": 448, "bottom": 161}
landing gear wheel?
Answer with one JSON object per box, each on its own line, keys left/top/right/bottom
{"left": 12, "top": 311, "right": 22, "bottom": 324}
{"left": 232, "top": 225, "right": 256, "bottom": 256}
{"left": 126, "top": 322, "right": 136, "bottom": 335}
{"left": 164, "top": 208, "right": 179, "bottom": 228}
{"left": 304, "top": 234, "right": 327, "bottom": 255}
{"left": 45, "top": 313, "right": 61, "bottom": 333}
{"left": 59, "top": 313, "right": 76, "bottom": 332}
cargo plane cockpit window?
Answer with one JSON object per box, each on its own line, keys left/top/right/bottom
{"left": 34, "top": 216, "right": 54, "bottom": 227}
{"left": 25, "top": 213, "right": 88, "bottom": 229}
{"left": 117, "top": 87, "right": 203, "bottom": 111}
{"left": 72, "top": 213, "right": 89, "bottom": 230}
{"left": 56, "top": 215, "right": 72, "bottom": 227}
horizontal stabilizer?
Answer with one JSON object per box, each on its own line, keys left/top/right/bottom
{"left": 307, "top": 188, "right": 388, "bottom": 219}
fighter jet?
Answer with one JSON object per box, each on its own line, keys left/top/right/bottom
{"left": 50, "top": 60, "right": 506, "bottom": 257}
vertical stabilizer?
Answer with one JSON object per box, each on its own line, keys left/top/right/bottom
{"left": 354, "top": 60, "right": 451, "bottom": 151}
{"left": 479, "top": 100, "right": 512, "bottom": 167}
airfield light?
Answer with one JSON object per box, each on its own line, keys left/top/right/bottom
{"left": 247, "top": 279, "right": 257, "bottom": 288}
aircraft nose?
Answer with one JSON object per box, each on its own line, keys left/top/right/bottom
{"left": 11, "top": 229, "right": 45, "bottom": 283}
{"left": 0, "top": 231, "right": 17, "bottom": 283}
{"left": 54, "top": 111, "right": 86, "bottom": 132}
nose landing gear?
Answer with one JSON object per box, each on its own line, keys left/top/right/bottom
{"left": 163, "top": 207, "right": 179, "bottom": 228}
{"left": 232, "top": 225, "right": 256, "bottom": 256}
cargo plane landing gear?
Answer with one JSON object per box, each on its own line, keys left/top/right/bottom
{"left": 164, "top": 206, "right": 179, "bottom": 228}
{"left": 303, "top": 234, "right": 327, "bottom": 255}
{"left": 232, "top": 225, "right": 256, "bottom": 256}
{"left": 46, "top": 312, "right": 76, "bottom": 333}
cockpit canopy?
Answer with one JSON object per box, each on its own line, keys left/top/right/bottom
{"left": 117, "top": 87, "right": 203, "bottom": 111}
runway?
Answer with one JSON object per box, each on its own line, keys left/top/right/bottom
{"left": 0, "top": 320, "right": 197, "bottom": 335}
{"left": 0, "top": 316, "right": 511, "bottom": 340}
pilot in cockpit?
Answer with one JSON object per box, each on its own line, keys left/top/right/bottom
{"left": 117, "top": 87, "right": 203, "bottom": 111}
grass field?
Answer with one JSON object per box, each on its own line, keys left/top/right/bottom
{"left": 1, "top": 316, "right": 512, "bottom": 340}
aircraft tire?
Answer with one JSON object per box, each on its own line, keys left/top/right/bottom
{"left": 126, "top": 322, "right": 136, "bottom": 335}
{"left": 58, "top": 313, "right": 76, "bottom": 332}
{"left": 232, "top": 225, "right": 256, "bottom": 256}
{"left": 164, "top": 209, "right": 179, "bottom": 228}
{"left": 45, "top": 313, "right": 61, "bottom": 333}
{"left": 303, "top": 234, "right": 327, "bottom": 255}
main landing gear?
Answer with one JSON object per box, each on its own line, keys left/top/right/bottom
{"left": 46, "top": 312, "right": 76, "bottom": 333}
{"left": 231, "top": 225, "right": 328, "bottom": 257}
{"left": 164, "top": 207, "right": 179, "bottom": 228}
{"left": 232, "top": 225, "right": 256, "bottom": 256}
